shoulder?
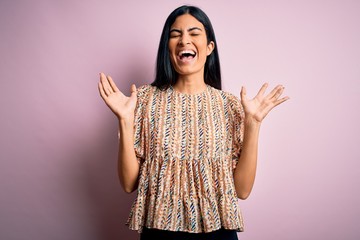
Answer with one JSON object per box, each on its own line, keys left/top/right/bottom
{"left": 136, "top": 84, "right": 157, "bottom": 102}
{"left": 210, "top": 86, "right": 242, "bottom": 108}
{"left": 136, "top": 84, "right": 168, "bottom": 109}
{"left": 211, "top": 87, "right": 244, "bottom": 120}
{"left": 136, "top": 84, "right": 154, "bottom": 96}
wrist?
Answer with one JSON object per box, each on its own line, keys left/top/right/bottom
{"left": 244, "top": 117, "right": 261, "bottom": 131}
{"left": 118, "top": 118, "right": 134, "bottom": 129}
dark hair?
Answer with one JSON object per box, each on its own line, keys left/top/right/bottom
{"left": 151, "top": 5, "right": 222, "bottom": 90}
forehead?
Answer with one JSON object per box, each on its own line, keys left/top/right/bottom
{"left": 170, "top": 14, "right": 204, "bottom": 30}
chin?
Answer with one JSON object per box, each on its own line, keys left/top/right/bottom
{"left": 175, "top": 63, "right": 205, "bottom": 76}
{"left": 176, "top": 68, "right": 200, "bottom": 76}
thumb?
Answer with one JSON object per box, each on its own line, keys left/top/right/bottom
{"left": 240, "top": 86, "right": 247, "bottom": 102}
{"left": 130, "top": 84, "right": 137, "bottom": 98}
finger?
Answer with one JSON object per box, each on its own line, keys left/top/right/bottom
{"left": 105, "top": 75, "right": 115, "bottom": 94}
{"left": 273, "top": 96, "right": 290, "bottom": 107}
{"left": 107, "top": 76, "right": 119, "bottom": 92}
{"left": 266, "top": 85, "right": 283, "bottom": 100}
{"left": 130, "top": 84, "right": 137, "bottom": 95}
{"left": 130, "top": 84, "right": 138, "bottom": 102}
{"left": 98, "top": 82, "right": 107, "bottom": 100}
{"left": 100, "top": 73, "right": 111, "bottom": 96}
{"left": 255, "top": 83, "right": 268, "bottom": 98}
{"left": 271, "top": 86, "right": 285, "bottom": 100}
{"left": 240, "top": 86, "right": 248, "bottom": 102}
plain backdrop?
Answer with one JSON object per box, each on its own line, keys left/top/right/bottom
{"left": 1, "top": 0, "right": 359, "bottom": 239}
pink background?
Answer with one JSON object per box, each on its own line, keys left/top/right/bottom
{"left": 1, "top": 0, "right": 359, "bottom": 239}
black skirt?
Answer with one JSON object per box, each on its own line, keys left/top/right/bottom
{"left": 140, "top": 227, "right": 238, "bottom": 240}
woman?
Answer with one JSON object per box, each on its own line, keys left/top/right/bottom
{"left": 98, "top": 5, "right": 289, "bottom": 240}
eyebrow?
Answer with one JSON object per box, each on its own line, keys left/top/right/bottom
{"left": 188, "top": 27, "right": 202, "bottom": 32}
{"left": 170, "top": 27, "right": 203, "bottom": 33}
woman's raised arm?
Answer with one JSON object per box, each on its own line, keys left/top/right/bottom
{"left": 234, "top": 83, "right": 289, "bottom": 199}
{"left": 98, "top": 73, "right": 140, "bottom": 193}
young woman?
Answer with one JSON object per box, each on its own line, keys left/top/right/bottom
{"left": 98, "top": 5, "right": 289, "bottom": 240}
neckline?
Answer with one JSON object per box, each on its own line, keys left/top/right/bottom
{"left": 169, "top": 84, "right": 210, "bottom": 97}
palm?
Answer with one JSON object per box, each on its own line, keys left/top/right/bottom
{"left": 98, "top": 73, "right": 137, "bottom": 120}
{"left": 240, "top": 83, "right": 289, "bottom": 123}
{"left": 106, "top": 91, "right": 136, "bottom": 118}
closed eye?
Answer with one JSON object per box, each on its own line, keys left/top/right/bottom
{"left": 170, "top": 29, "right": 181, "bottom": 38}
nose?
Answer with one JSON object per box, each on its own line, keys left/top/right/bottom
{"left": 179, "top": 33, "right": 190, "bottom": 45}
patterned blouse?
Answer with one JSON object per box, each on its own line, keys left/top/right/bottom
{"left": 126, "top": 84, "right": 245, "bottom": 233}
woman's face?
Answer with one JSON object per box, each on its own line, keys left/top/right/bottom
{"left": 168, "top": 14, "right": 214, "bottom": 78}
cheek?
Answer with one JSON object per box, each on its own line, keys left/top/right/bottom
{"left": 168, "top": 44, "right": 176, "bottom": 60}
{"left": 168, "top": 40, "right": 176, "bottom": 52}
{"left": 167, "top": 44, "right": 177, "bottom": 66}
{"left": 199, "top": 45, "right": 210, "bottom": 59}
{"left": 196, "top": 40, "right": 210, "bottom": 56}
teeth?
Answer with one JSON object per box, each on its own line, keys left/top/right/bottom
{"left": 179, "top": 50, "right": 196, "bottom": 56}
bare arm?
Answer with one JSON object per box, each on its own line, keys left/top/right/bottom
{"left": 98, "top": 73, "right": 140, "bottom": 193}
{"left": 118, "top": 119, "right": 140, "bottom": 193}
{"left": 234, "top": 83, "right": 289, "bottom": 199}
{"left": 233, "top": 120, "right": 260, "bottom": 200}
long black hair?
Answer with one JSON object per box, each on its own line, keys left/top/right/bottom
{"left": 151, "top": 5, "right": 222, "bottom": 90}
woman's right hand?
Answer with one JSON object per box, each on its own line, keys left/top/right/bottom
{"left": 98, "top": 72, "right": 137, "bottom": 121}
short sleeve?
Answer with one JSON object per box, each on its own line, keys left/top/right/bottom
{"left": 228, "top": 94, "right": 245, "bottom": 170}
{"left": 133, "top": 85, "right": 152, "bottom": 164}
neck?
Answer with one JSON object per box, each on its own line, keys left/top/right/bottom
{"left": 173, "top": 71, "right": 207, "bottom": 94}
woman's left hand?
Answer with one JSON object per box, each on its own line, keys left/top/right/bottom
{"left": 240, "top": 83, "right": 289, "bottom": 124}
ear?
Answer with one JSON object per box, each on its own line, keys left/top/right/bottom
{"left": 206, "top": 41, "right": 215, "bottom": 56}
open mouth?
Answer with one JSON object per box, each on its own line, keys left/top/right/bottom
{"left": 178, "top": 50, "right": 196, "bottom": 61}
